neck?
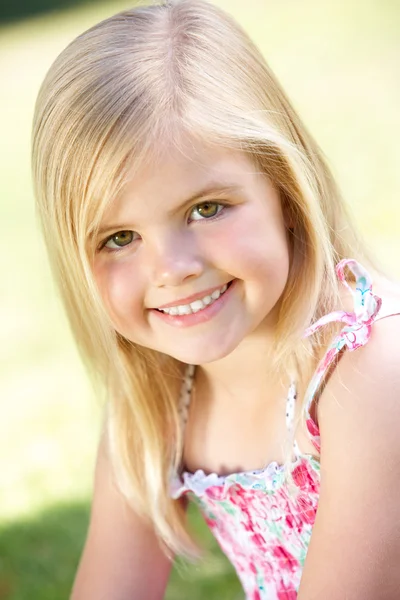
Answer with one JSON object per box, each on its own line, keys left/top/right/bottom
{"left": 194, "top": 326, "right": 290, "bottom": 406}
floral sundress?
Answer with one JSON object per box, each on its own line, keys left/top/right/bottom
{"left": 171, "top": 259, "right": 399, "bottom": 599}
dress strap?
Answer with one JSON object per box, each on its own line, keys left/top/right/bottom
{"left": 301, "top": 259, "right": 383, "bottom": 451}
{"left": 284, "top": 383, "right": 302, "bottom": 457}
{"left": 178, "top": 363, "right": 196, "bottom": 429}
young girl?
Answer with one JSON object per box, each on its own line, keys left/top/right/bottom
{"left": 32, "top": 1, "right": 400, "bottom": 598}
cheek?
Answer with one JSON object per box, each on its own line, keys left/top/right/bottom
{"left": 93, "top": 258, "right": 144, "bottom": 329}
{"left": 210, "top": 209, "right": 290, "bottom": 280}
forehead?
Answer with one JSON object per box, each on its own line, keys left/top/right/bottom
{"left": 102, "top": 141, "right": 267, "bottom": 226}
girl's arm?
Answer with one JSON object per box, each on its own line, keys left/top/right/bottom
{"left": 298, "top": 316, "right": 400, "bottom": 599}
{"left": 70, "top": 429, "right": 174, "bottom": 600}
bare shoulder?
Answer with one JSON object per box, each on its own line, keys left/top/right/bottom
{"left": 324, "top": 268, "right": 400, "bottom": 418}
{"left": 319, "top": 308, "right": 400, "bottom": 448}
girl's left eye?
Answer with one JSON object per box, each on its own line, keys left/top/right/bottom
{"left": 189, "top": 202, "right": 225, "bottom": 221}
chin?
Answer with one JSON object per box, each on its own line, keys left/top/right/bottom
{"left": 167, "top": 338, "right": 241, "bottom": 366}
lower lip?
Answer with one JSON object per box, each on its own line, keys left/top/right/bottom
{"left": 150, "top": 279, "right": 237, "bottom": 328}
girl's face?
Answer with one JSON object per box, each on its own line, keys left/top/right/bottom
{"left": 93, "top": 140, "right": 291, "bottom": 365}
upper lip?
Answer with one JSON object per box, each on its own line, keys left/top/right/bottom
{"left": 153, "top": 281, "right": 233, "bottom": 310}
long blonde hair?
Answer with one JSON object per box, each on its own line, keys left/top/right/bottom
{"left": 32, "top": 0, "right": 372, "bottom": 556}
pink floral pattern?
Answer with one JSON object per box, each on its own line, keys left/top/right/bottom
{"left": 171, "top": 259, "right": 383, "bottom": 599}
{"left": 172, "top": 454, "right": 320, "bottom": 598}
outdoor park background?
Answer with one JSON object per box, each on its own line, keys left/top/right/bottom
{"left": 0, "top": 0, "right": 399, "bottom": 598}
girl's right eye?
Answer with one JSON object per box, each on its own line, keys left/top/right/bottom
{"left": 102, "top": 230, "right": 137, "bottom": 251}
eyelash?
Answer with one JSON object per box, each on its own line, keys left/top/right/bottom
{"left": 99, "top": 201, "right": 228, "bottom": 252}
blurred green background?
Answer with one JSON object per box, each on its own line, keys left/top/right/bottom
{"left": 0, "top": 0, "right": 399, "bottom": 598}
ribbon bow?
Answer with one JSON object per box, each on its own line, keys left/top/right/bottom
{"left": 303, "top": 258, "right": 382, "bottom": 351}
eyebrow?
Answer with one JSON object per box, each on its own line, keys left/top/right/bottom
{"left": 96, "top": 183, "right": 243, "bottom": 238}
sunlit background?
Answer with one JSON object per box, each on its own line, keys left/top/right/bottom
{"left": 0, "top": 0, "right": 399, "bottom": 598}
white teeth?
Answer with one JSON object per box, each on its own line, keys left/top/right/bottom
{"left": 158, "top": 282, "right": 230, "bottom": 315}
{"left": 189, "top": 299, "right": 205, "bottom": 313}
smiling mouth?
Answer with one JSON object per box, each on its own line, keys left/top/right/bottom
{"left": 155, "top": 280, "right": 234, "bottom": 316}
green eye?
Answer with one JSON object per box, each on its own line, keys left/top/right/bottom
{"left": 191, "top": 202, "right": 224, "bottom": 221}
{"left": 104, "top": 231, "right": 134, "bottom": 249}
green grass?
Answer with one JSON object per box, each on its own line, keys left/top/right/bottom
{"left": 0, "top": 0, "right": 399, "bottom": 598}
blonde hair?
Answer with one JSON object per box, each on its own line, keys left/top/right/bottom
{"left": 32, "top": 0, "right": 373, "bottom": 556}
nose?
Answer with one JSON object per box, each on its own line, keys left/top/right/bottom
{"left": 148, "top": 230, "right": 204, "bottom": 287}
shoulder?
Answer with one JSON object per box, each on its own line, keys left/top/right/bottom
{"left": 322, "top": 268, "right": 400, "bottom": 425}
{"left": 319, "top": 308, "right": 400, "bottom": 452}
{"left": 343, "top": 307, "right": 400, "bottom": 382}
